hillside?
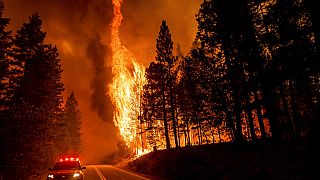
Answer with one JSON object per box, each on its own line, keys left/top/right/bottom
{"left": 118, "top": 141, "right": 318, "bottom": 179}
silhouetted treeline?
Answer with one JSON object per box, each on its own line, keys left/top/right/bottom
{"left": 141, "top": 0, "right": 320, "bottom": 150}
{"left": 0, "top": 1, "right": 82, "bottom": 178}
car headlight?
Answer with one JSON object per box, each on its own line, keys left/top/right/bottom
{"left": 73, "top": 173, "right": 80, "bottom": 177}
{"left": 47, "top": 174, "right": 54, "bottom": 179}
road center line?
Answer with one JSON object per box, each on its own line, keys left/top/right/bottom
{"left": 93, "top": 166, "right": 107, "bottom": 180}
{"left": 108, "top": 165, "right": 150, "bottom": 180}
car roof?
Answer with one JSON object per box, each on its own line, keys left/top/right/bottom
{"left": 52, "top": 161, "right": 82, "bottom": 170}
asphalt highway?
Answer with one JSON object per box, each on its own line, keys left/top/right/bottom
{"left": 83, "top": 165, "right": 151, "bottom": 180}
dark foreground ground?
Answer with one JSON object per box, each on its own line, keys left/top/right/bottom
{"left": 118, "top": 141, "right": 319, "bottom": 179}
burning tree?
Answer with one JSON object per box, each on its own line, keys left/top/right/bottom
{"left": 109, "top": 0, "right": 150, "bottom": 156}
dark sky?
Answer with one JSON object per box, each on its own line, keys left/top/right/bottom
{"left": 3, "top": 0, "right": 202, "bottom": 163}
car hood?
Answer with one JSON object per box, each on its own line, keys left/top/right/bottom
{"left": 49, "top": 170, "right": 81, "bottom": 175}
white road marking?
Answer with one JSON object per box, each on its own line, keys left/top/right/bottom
{"left": 94, "top": 166, "right": 107, "bottom": 180}
{"left": 107, "top": 165, "right": 150, "bottom": 180}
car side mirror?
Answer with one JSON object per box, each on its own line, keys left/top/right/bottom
{"left": 82, "top": 166, "right": 86, "bottom": 170}
{"left": 48, "top": 168, "right": 53, "bottom": 171}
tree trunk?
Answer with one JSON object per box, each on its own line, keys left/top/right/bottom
{"left": 183, "top": 121, "right": 187, "bottom": 146}
{"left": 223, "top": 93, "right": 237, "bottom": 141}
{"left": 176, "top": 108, "right": 180, "bottom": 147}
{"left": 196, "top": 116, "right": 202, "bottom": 145}
{"left": 245, "top": 93, "right": 257, "bottom": 142}
{"left": 161, "top": 85, "right": 170, "bottom": 149}
{"left": 262, "top": 84, "right": 281, "bottom": 141}
{"left": 169, "top": 85, "right": 179, "bottom": 147}
{"left": 233, "top": 89, "right": 244, "bottom": 142}
{"left": 279, "top": 82, "right": 296, "bottom": 139}
{"left": 211, "top": 126, "right": 215, "bottom": 143}
{"left": 289, "top": 79, "right": 301, "bottom": 139}
{"left": 254, "top": 90, "right": 267, "bottom": 140}
{"left": 218, "top": 125, "right": 222, "bottom": 143}
{"left": 244, "top": 113, "right": 251, "bottom": 140}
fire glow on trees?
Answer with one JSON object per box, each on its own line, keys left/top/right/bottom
{"left": 109, "top": 0, "right": 150, "bottom": 156}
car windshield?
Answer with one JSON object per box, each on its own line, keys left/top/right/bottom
{"left": 52, "top": 161, "right": 81, "bottom": 170}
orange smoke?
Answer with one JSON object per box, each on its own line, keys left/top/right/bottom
{"left": 109, "top": 0, "right": 149, "bottom": 155}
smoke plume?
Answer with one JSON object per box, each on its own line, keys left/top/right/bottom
{"left": 87, "top": 35, "right": 113, "bottom": 122}
{"left": 3, "top": 0, "right": 202, "bottom": 164}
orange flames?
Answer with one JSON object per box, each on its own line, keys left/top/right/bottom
{"left": 109, "top": 0, "right": 150, "bottom": 156}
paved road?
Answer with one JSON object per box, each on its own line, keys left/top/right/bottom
{"left": 83, "top": 165, "right": 151, "bottom": 180}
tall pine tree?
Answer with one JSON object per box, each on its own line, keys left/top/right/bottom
{"left": 155, "top": 20, "right": 179, "bottom": 149}
{"left": 9, "top": 13, "right": 64, "bottom": 178}
{"left": 63, "top": 92, "right": 81, "bottom": 155}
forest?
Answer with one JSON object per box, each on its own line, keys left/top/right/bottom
{"left": 0, "top": 1, "right": 82, "bottom": 178}
{"left": 138, "top": 0, "right": 320, "bottom": 151}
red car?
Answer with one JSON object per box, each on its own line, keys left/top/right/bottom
{"left": 46, "top": 157, "right": 86, "bottom": 180}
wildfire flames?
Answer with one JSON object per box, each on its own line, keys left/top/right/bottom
{"left": 109, "top": 0, "right": 149, "bottom": 156}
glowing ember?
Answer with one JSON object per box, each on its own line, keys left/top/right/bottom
{"left": 109, "top": 0, "right": 148, "bottom": 156}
